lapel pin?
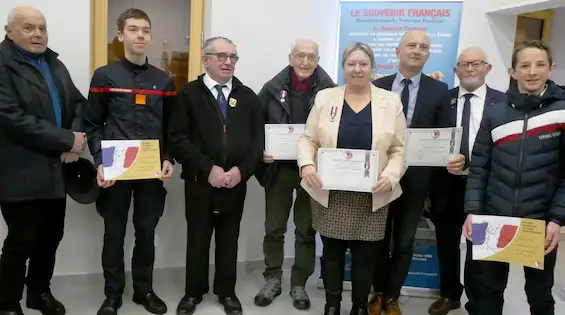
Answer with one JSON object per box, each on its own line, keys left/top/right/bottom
{"left": 229, "top": 98, "right": 237, "bottom": 107}
{"left": 330, "top": 105, "right": 338, "bottom": 122}
{"left": 450, "top": 98, "right": 457, "bottom": 106}
{"left": 280, "top": 90, "right": 288, "bottom": 103}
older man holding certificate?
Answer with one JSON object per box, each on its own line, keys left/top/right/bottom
{"left": 297, "top": 42, "right": 406, "bottom": 315}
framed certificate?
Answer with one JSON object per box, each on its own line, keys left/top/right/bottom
{"left": 403, "top": 127, "right": 462, "bottom": 167}
{"left": 317, "top": 148, "right": 379, "bottom": 193}
{"left": 264, "top": 124, "right": 305, "bottom": 160}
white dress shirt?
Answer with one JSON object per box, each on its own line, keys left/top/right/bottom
{"left": 457, "top": 83, "right": 487, "bottom": 162}
{"left": 203, "top": 73, "right": 232, "bottom": 100}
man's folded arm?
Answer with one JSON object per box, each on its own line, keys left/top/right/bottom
{"left": 0, "top": 58, "right": 74, "bottom": 152}
{"left": 237, "top": 92, "right": 265, "bottom": 182}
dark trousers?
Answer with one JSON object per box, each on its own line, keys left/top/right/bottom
{"left": 0, "top": 199, "right": 66, "bottom": 309}
{"left": 99, "top": 180, "right": 166, "bottom": 299}
{"left": 184, "top": 182, "right": 246, "bottom": 298}
{"left": 477, "top": 247, "right": 557, "bottom": 315}
{"left": 373, "top": 190, "right": 427, "bottom": 299}
{"left": 429, "top": 175, "right": 466, "bottom": 301}
{"left": 263, "top": 164, "right": 315, "bottom": 286}
{"left": 321, "top": 236, "right": 384, "bottom": 306}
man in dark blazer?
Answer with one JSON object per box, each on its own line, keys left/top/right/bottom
{"left": 369, "top": 30, "right": 450, "bottom": 315}
{"left": 0, "top": 6, "right": 86, "bottom": 315}
{"left": 428, "top": 47, "right": 505, "bottom": 315}
{"left": 167, "top": 37, "right": 264, "bottom": 315}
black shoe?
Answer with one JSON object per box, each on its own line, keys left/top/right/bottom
{"left": 0, "top": 307, "right": 24, "bottom": 315}
{"left": 350, "top": 305, "right": 368, "bottom": 315}
{"left": 26, "top": 292, "right": 66, "bottom": 315}
{"left": 324, "top": 304, "right": 340, "bottom": 315}
{"left": 218, "top": 296, "right": 242, "bottom": 315}
{"left": 176, "top": 296, "right": 202, "bottom": 315}
{"left": 97, "top": 298, "right": 122, "bottom": 315}
{"left": 133, "top": 292, "right": 167, "bottom": 314}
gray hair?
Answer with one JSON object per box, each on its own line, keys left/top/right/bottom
{"left": 202, "top": 36, "right": 236, "bottom": 54}
{"left": 341, "top": 42, "right": 375, "bottom": 68}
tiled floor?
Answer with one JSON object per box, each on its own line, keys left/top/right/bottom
{"left": 18, "top": 248, "right": 565, "bottom": 314}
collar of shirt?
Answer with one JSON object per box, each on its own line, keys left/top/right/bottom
{"left": 203, "top": 72, "right": 233, "bottom": 94}
{"left": 394, "top": 72, "right": 422, "bottom": 88}
{"left": 459, "top": 83, "right": 487, "bottom": 100}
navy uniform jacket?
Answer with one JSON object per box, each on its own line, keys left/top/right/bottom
{"left": 83, "top": 58, "right": 176, "bottom": 167}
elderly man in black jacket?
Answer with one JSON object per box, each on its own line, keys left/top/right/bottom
{"left": 0, "top": 6, "right": 86, "bottom": 315}
{"left": 253, "top": 39, "right": 335, "bottom": 310}
{"left": 168, "top": 36, "right": 264, "bottom": 315}
{"left": 459, "top": 40, "right": 565, "bottom": 315}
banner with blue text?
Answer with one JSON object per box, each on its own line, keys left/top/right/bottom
{"left": 336, "top": 0, "right": 463, "bottom": 87}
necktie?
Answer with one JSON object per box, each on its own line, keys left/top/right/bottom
{"left": 460, "top": 93, "right": 474, "bottom": 161}
{"left": 401, "top": 78, "right": 411, "bottom": 117}
{"left": 214, "top": 84, "right": 228, "bottom": 120}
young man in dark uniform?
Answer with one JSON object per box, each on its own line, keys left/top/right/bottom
{"left": 168, "top": 37, "right": 264, "bottom": 315}
{"left": 83, "top": 8, "right": 175, "bottom": 315}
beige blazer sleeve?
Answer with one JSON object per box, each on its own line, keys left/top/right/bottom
{"left": 297, "top": 89, "right": 329, "bottom": 170}
{"left": 380, "top": 92, "right": 407, "bottom": 191}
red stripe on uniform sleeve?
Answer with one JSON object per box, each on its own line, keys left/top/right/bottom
{"left": 89, "top": 87, "right": 176, "bottom": 96}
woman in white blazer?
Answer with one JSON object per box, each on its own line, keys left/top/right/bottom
{"left": 296, "top": 42, "right": 406, "bottom": 315}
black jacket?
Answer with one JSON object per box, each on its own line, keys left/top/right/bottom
{"left": 83, "top": 58, "right": 176, "bottom": 167}
{"left": 465, "top": 80, "right": 565, "bottom": 225}
{"left": 255, "top": 66, "right": 335, "bottom": 187}
{"left": 373, "top": 73, "right": 450, "bottom": 193}
{"left": 429, "top": 85, "right": 506, "bottom": 213}
{"left": 0, "top": 37, "right": 85, "bottom": 202}
{"left": 168, "top": 74, "right": 264, "bottom": 184}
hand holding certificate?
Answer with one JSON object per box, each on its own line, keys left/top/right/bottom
{"left": 317, "top": 148, "right": 379, "bottom": 193}
{"left": 265, "top": 124, "right": 305, "bottom": 160}
{"left": 404, "top": 127, "right": 462, "bottom": 167}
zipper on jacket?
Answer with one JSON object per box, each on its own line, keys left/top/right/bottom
{"left": 222, "top": 124, "right": 227, "bottom": 165}
{"left": 512, "top": 112, "right": 529, "bottom": 215}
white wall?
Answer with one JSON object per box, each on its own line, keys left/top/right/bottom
{"left": 549, "top": 7, "right": 565, "bottom": 84}
{"left": 0, "top": 0, "right": 556, "bottom": 276}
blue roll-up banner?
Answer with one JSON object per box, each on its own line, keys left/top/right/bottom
{"left": 318, "top": 0, "right": 463, "bottom": 298}
{"left": 335, "top": 0, "right": 463, "bottom": 88}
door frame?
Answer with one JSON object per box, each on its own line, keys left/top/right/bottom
{"left": 515, "top": 9, "right": 553, "bottom": 45}
{"left": 90, "top": 0, "right": 204, "bottom": 80}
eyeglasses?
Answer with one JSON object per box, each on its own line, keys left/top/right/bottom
{"left": 206, "top": 53, "right": 239, "bottom": 63}
{"left": 457, "top": 61, "right": 487, "bottom": 69}
{"left": 292, "top": 53, "right": 319, "bottom": 63}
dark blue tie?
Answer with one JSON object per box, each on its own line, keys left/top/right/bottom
{"left": 215, "top": 84, "right": 228, "bottom": 120}
{"left": 401, "top": 78, "right": 411, "bottom": 118}
{"left": 460, "top": 93, "right": 474, "bottom": 160}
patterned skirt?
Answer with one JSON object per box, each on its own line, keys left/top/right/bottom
{"left": 311, "top": 190, "right": 389, "bottom": 242}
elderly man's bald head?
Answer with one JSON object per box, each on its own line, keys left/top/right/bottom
{"left": 289, "top": 38, "right": 320, "bottom": 79}
{"left": 5, "top": 6, "right": 48, "bottom": 54}
{"left": 455, "top": 46, "right": 491, "bottom": 92}
{"left": 457, "top": 47, "right": 488, "bottom": 63}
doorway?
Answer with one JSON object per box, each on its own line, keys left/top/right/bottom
{"left": 90, "top": 0, "right": 204, "bottom": 89}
